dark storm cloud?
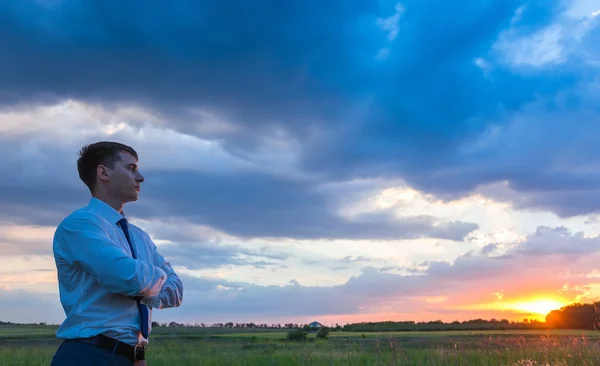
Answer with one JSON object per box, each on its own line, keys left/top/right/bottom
{"left": 0, "top": 0, "right": 384, "bottom": 143}
{"left": 0, "top": 0, "right": 568, "bottom": 153}
{"left": 0, "top": 136, "right": 478, "bottom": 241}
{"left": 1, "top": 0, "right": 598, "bottom": 221}
{"left": 131, "top": 170, "right": 478, "bottom": 240}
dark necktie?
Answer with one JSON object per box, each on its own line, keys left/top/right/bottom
{"left": 117, "top": 218, "right": 149, "bottom": 339}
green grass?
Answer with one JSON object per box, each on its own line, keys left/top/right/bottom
{"left": 2, "top": 325, "right": 600, "bottom": 365}
{"left": 214, "top": 329, "right": 600, "bottom": 339}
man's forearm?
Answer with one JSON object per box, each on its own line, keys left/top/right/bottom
{"left": 142, "top": 279, "right": 183, "bottom": 309}
{"left": 141, "top": 263, "right": 183, "bottom": 309}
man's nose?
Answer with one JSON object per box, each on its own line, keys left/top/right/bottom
{"left": 136, "top": 172, "right": 145, "bottom": 182}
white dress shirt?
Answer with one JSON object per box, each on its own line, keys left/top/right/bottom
{"left": 53, "top": 197, "right": 183, "bottom": 346}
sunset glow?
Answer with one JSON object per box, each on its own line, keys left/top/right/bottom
{"left": 509, "top": 299, "right": 566, "bottom": 317}
{"left": 460, "top": 297, "right": 569, "bottom": 322}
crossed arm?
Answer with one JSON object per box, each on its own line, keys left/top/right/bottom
{"left": 56, "top": 214, "right": 183, "bottom": 308}
{"left": 141, "top": 232, "right": 184, "bottom": 310}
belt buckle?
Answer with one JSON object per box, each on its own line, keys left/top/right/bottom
{"left": 134, "top": 344, "right": 145, "bottom": 361}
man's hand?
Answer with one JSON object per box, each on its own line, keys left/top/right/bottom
{"left": 134, "top": 360, "right": 147, "bottom": 366}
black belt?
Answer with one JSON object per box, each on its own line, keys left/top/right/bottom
{"left": 76, "top": 334, "right": 145, "bottom": 361}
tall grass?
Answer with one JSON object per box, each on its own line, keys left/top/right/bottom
{"left": 2, "top": 332, "right": 600, "bottom": 365}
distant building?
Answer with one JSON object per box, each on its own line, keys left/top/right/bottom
{"left": 308, "top": 321, "right": 322, "bottom": 330}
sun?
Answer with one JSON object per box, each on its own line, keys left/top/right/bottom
{"left": 460, "top": 296, "right": 569, "bottom": 322}
{"left": 510, "top": 298, "right": 565, "bottom": 316}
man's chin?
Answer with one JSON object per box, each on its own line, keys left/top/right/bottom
{"left": 126, "top": 195, "right": 139, "bottom": 202}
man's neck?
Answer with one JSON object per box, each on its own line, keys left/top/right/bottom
{"left": 92, "top": 193, "right": 124, "bottom": 214}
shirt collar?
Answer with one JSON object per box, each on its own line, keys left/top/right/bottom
{"left": 87, "top": 197, "right": 126, "bottom": 224}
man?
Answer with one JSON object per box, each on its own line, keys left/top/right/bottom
{"left": 51, "top": 141, "right": 184, "bottom": 365}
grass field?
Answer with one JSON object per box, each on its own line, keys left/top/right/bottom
{"left": 2, "top": 325, "right": 600, "bottom": 365}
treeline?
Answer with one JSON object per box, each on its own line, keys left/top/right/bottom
{"left": 340, "top": 318, "right": 548, "bottom": 332}
{"left": 346, "top": 302, "right": 600, "bottom": 332}
{"left": 0, "top": 321, "right": 51, "bottom": 326}
{"left": 545, "top": 302, "right": 600, "bottom": 330}
{"left": 149, "top": 318, "right": 548, "bottom": 332}
{"left": 150, "top": 321, "right": 323, "bottom": 329}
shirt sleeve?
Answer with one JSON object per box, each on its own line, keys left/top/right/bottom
{"left": 56, "top": 213, "right": 167, "bottom": 298}
{"left": 140, "top": 234, "right": 184, "bottom": 310}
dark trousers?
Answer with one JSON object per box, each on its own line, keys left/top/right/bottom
{"left": 51, "top": 339, "right": 133, "bottom": 366}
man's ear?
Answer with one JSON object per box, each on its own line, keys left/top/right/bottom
{"left": 97, "top": 165, "right": 110, "bottom": 183}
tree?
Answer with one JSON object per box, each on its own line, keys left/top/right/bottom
{"left": 316, "top": 327, "right": 330, "bottom": 340}
{"left": 287, "top": 329, "right": 308, "bottom": 342}
{"left": 545, "top": 302, "right": 600, "bottom": 330}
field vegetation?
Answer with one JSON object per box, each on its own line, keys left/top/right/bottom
{"left": 2, "top": 302, "right": 600, "bottom": 365}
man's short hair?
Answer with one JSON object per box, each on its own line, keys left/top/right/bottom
{"left": 77, "top": 141, "right": 138, "bottom": 193}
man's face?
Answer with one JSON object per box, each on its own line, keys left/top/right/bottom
{"left": 104, "top": 151, "right": 145, "bottom": 203}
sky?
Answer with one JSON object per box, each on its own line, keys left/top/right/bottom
{"left": 1, "top": 0, "right": 600, "bottom": 327}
